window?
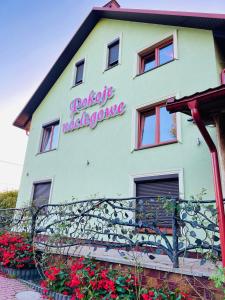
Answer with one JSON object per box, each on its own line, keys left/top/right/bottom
{"left": 135, "top": 175, "right": 179, "bottom": 229}
{"left": 32, "top": 181, "right": 51, "bottom": 208}
{"left": 74, "top": 60, "right": 85, "bottom": 85}
{"left": 139, "top": 39, "right": 174, "bottom": 74}
{"left": 138, "top": 104, "right": 176, "bottom": 149}
{"left": 40, "top": 121, "right": 60, "bottom": 153}
{"left": 107, "top": 39, "right": 119, "bottom": 68}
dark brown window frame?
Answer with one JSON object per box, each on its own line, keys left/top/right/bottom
{"left": 74, "top": 59, "right": 85, "bottom": 86}
{"left": 137, "top": 102, "right": 177, "bottom": 150}
{"left": 107, "top": 38, "right": 120, "bottom": 69}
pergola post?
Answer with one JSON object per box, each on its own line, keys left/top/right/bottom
{"left": 188, "top": 101, "right": 225, "bottom": 267}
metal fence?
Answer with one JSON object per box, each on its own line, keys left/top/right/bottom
{"left": 0, "top": 197, "right": 221, "bottom": 269}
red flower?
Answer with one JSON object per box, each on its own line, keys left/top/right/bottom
{"left": 180, "top": 292, "right": 191, "bottom": 300}
{"left": 41, "top": 281, "right": 47, "bottom": 288}
{"left": 71, "top": 260, "right": 84, "bottom": 272}
{"left": 141, "top": 292, "right": 154, "bottom": 300}
{"left": 63, "top": 291, "right": 69, "bottom": 295}
{"left": 90, "top": 280, "right": 97, "bottom": 289}
{"left": 0, "top": 232, "right": 35, "bottom": 269}
{"left": 68, "top": 274, "right": 81, "bottom": 287}
{"left": 89, "top": 270, "right": 95, "bottom": 277}
{"left": 50, "top": 266, "right": 60, "bottom": 276}
{"left": 100, "top": 269, "right": 108, "bottom": 279}
{"left": 75, "top": 288, "right": 84, "bottom": 299}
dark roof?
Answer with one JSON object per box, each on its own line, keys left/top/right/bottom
{"left": 14, "top": 6, "right": 225, "bottom": 129}
{"left": 166, "top": 84, "right": 225, "bottom": 124}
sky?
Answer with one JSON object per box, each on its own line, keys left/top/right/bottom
{"left": 1, "top": 0, "right": 225, "bottom": 191}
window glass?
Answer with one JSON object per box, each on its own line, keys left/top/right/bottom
{"left": 141, "top": 112, "right": 156, "bottom": 146}
{"left": 40, "top": 126, "right": 52, "bottom": 152}
{"left": 75, "top": 61, "right": 84, "bottom": 84}
{"left": 160, "top": 107, "right": 176, "bottom": 142}
{"left": 159, "top": 43, "right": 173, "bottom": 65}
{"left": 138, "top": 104, "right": 176, "bottom": 148}
{"left": 108, "top": 40, "right": 119, "bottom": 67}
{"left": 51, "top": 123, "right": 60, "bottom": 150}
{"left": 40, "top": 121, "right": 60, "bottom": 153}
{"left": 143, "top": 53, "right": 156, "bottom": 72}
{"left": 139, "top": 39, "right": 174, "bottom": 75}
{"left": 33, "top": 182, "right": 51, "bottom": 208}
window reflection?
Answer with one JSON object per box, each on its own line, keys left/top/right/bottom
{"left": 159, "top": 43, "right": 174, "bottom": 65}
{"left": 160, "top": 107, "right": 176, "bottom": 142}
{"left": 141, "top": 112, "right": 156, "bottom": 146}
{"left": 144, "top": 54, "right": 156, "bottom": 72}
{"left": 139, "top": 105, "right": 176, "bottom": 148}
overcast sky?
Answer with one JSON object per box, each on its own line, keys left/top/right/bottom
{"left": 1, "top": 0, "right": 225, "bottom": 191}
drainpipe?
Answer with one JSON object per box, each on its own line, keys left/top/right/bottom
{"left": 188, "top": 100, "right": 225, "bottom": 267}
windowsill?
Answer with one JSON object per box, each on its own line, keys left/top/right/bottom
{"left": 135, "top": 59, "right": 176, "bottom": 78}
{"left": 104, "top": 63, "right": 119, "bottom": 72}
{"left": 135, "top": 139, "right": 177, "bottom": 151}
{"left": 36, "top": 148, "right": 57, "bottom": 155}
{"left": 71, "top": 81, "right": 83, "bottom": 88}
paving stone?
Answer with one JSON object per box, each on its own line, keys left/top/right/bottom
{"left": 16, "top": 291, "right": 42, "bottom": 300}
{"left": 0, "top": 275, "right": 34, "bottom": 300}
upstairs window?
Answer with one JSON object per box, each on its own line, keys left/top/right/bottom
{"left": 40, "top": 121, "right": 60, "bottom": 153}
{"left": 74, "top": 59, "right": 85, "bottom": 85}
{"left": 138, "top": 103, "right": 176, "bottom": 149}
{"left": 107, "top": 39, "right": 119, "bottom": 68}
{"left": 139, "top": 39, "right": 174, "bottom": 74}
{"left": 32, "top": 181, "right": 51, "bottom": 208}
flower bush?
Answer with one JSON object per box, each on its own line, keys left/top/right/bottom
{"left": 41, "top": 257, "right": 191, "bottom": 299}
{"left": 0, "top": 232, "right": 35, "bottom": 269}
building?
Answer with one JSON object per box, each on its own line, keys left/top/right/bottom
{"left": 14, "top": 1, "right": 225, "bottom": 220}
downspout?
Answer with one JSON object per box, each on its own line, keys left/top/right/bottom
{"left": 188, "top": 100, "right": 225, "bottom": 267}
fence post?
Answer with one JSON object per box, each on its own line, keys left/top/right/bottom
{"left": 30, "top": 207, "right": 36, "bottom": 244}
{"left": 172, "top": 198, "right": 179, "bottom": 268}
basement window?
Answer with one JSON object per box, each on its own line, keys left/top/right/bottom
{"left": 32, "top": 181, "right": 51, "bottom": 208}
{"left": 135, "top": 174, "right": 179, "bottom": 231}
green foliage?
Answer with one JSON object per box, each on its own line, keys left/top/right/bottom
{"left": 210, "top": 266, "right": 225, "bottom": 294}
{"left": 0, "top": 190, "right": 18, "bottom": 208}
{"left": 190, "top": 188, "right": 207, "bottom": 201}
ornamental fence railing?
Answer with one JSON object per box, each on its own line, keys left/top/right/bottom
{"left": 0, "top": 197, "right": 221, "bottom": 269}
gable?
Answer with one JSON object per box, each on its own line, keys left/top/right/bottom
{"left": 13, "top": 6, "right": 225, "bottom": 130}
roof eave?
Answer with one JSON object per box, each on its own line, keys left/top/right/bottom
{"left": 13, "top": 8, "right": 100, "bottom": 130}
{"left": 166, "top": 85, "right": 225, "bottom": 123}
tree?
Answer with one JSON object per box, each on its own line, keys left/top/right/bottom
{"left": 0, "top": 190, "right": 18, "bottom": 208}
